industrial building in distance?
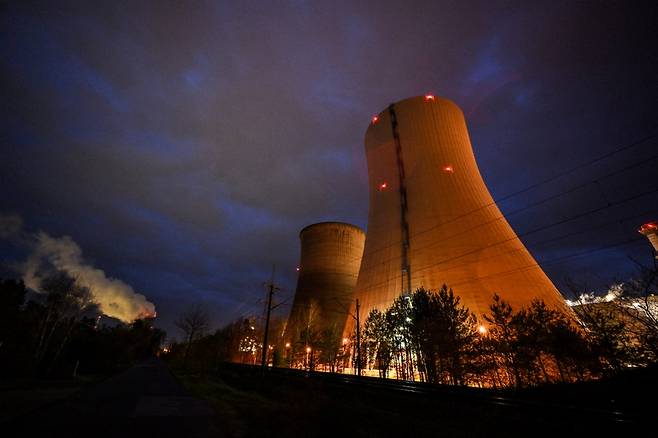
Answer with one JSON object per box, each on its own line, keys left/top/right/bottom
{"left": 343, "top": 95, "right": 571, "bottom": 337}
{"left": 639, "top": 221, "right": 658, "bottom": 258}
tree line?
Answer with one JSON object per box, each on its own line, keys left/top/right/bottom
{"left": 164, "top": 265, "right": 657, "bottom": 388}
{"left": 0, "top": 273, "right": 164, "bottom": 379}
{"left": 360, "top": 267, "right": 657, "bottom": 387}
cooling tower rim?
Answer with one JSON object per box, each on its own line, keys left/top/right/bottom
{"left": 366, "top": 95, "right": 464, "bottom": 139}
{"left": 299, "top": 221, "right": 365, "bottom": 238}
{"left": 374, "top": 95, "right": 462, "bottom": 117}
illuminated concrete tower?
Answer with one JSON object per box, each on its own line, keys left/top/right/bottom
{"left": 344, "top": 95, "right": 570, "bottom": 336}
{"left": 285, "top": 222, "right": 365, "bottom": 343}
{"left": 638, "top": 222, "right": 658, "bottom": 258}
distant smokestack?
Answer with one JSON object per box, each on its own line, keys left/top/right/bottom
{"left": 638, "top": 222, "right": 658, "bottom": 258}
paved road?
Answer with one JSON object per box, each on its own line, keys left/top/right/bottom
{"left": 4, "top": 359, "right": 218, "bottom": 438}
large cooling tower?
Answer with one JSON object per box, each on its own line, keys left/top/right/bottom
{"left": 285, "top": 222, "right": 365, "bottom": 342}
{"left": 344, "top": 95, "right": 570, "bottom": 335}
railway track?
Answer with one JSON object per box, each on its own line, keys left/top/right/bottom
{"left": 219, "top": 362, "right": 638, "bottom": 427}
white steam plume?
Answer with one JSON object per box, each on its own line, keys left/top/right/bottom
{"left": 24, "top": 231, "right": 156, "bottom": 322}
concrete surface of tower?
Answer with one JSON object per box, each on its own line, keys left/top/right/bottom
{"left": 344, "top": 95, "right": 570, "bottom": 336}
{"left": 285, "top": 222, "right": 365, "bottom": 343}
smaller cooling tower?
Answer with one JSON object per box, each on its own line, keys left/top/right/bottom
{"left": 285, "top": 222, "right": 365, "bottom": 343}
{"left": 639, "top": 222, "right": 658, "bottom": 258}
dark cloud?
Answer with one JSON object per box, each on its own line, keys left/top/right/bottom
{"left": 2, "top": 1, "right": 657, "bottom": 334}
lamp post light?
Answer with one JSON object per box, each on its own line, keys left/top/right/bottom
{"left": 305, "top": 346, "right": 312, "bottom": 371}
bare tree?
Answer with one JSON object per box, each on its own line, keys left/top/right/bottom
{"left": 567, "top": 280, "right": 634, "bottom": 374}
{"left": 615, "top": 261, "right": 658, "bottom": 362}
{"left": 175, "top": 305, "right": 210, "bottom": 367}
{"left": 34, "top": 272, "right": 99, "bottom": 374}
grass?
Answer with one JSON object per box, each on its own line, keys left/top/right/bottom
{"left": 174, "top": 364, "right": 653, "bottom": 437}
{"left": 175, "top": 370, "right": 478, "bottom": 437}
{"left": 0, "top": 376, "right": 99, "bottom": 422}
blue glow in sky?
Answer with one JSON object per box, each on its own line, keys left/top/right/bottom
{"left": 2, "top": 1, "right": 657, "bottom": 334}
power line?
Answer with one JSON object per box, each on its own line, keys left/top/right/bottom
{"left": 447, "top": 236, "right": 643, "bottom": 290}
{"left": 354, "top": 185, "right": 658, "bottom": 293}
{"left": 414, "top": 185, "right": 658, "bottom": 273}
{"left": 357, "top": 183, "right": 658, "bottom": 278}
{"left": 355, "top": 233, "right": 645, "bottom": 296}
{"left": 362, "top": 146, "right": 658, "bottom": 260}
{"left": 397, "top": 207, "right": 658, "bottom": 282}
{"left": 432, "top": 131, "right": 658, "bottom": 235}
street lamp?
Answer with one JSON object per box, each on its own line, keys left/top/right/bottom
{"left": 305, "top": 347, "right": 313, "bottom": 371}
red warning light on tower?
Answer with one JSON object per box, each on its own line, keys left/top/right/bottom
{"left": 371, "top": 115, "right": 379, "bottom": 124}
{"left": 379, "top": 182, "right": 388, "bottom": 191}
{"left": 425, "top": 95, "right": 435, "bottom": 101}
{"left": 442, "top": 165, "right": 454, "bottom": 173}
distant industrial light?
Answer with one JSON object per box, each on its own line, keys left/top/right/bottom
{"left": 478, "top": 325, "right": 487, "bottom": 334}
{"left": 285, "top": 342, "right": 291, "bottom": 348}
{"left": 443, "top": 165, "right": 454, "bottom": 173}
{"left": 342, "top": 337, "right": 349, "bottom": 345}
{"left": 372, "top": 115, "right": 379, "bottom": 124}
{"left": 425, "top": 95, "right": 435, "bottom": 101}
{"left": 639, "top": 221, "right": 658, "bottom": 258}
{"left": 306, "top": 346, "right": 312, "bottom": 353}
{"left": 296, "top": 267, "right": 300, "bottom": 272}
{"left": 379, "top": 182, "right": 388, "bottom": 190}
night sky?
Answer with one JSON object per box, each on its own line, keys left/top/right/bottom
{"left": 2, "top": 1, "right": 657, "bottom": 336}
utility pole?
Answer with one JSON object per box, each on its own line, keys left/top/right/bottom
{"left": 261, "top": 267, "right": 279, "bottom": 371}
{"left": 355, "top": 298, "right": 361, "bottom": 377}
{"left": 327, "top": 296, "right": 362, "bottom": 377}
